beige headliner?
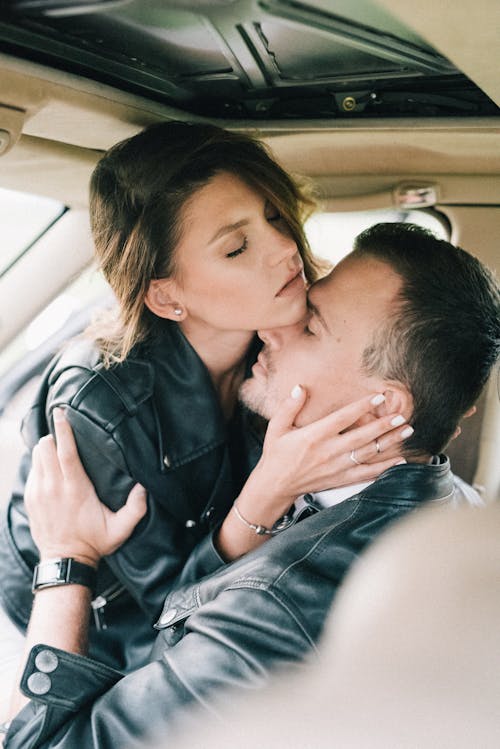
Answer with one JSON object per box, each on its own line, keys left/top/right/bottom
{"left": 0, "top": 1, "right": 499, "bottom": 206}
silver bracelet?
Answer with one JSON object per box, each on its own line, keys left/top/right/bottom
{"left": 232, "top": 502, "right": 296, "bottom": 536}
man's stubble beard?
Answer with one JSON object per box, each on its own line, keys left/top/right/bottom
{"left": 238, "top": 346, "right": 280, "bottom": 420}
{"left": 238, "top": 376, "right": 272, "bottom": 420}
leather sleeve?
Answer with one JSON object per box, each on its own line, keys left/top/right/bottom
{"left": 173, "top": 529, "right": 226, "bottom": 586}
{"left": 54, "top": 406, "right": 203, "bottom": 620}
{"left": 5, "top": 588, "right": 314, "bottom": 749}
{"left": 22, "top": 355, "right": 220, "bottom": 620}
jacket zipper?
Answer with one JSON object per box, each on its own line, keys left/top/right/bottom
{"left": 91, "top": 581, "right": 126, "bottom": 631}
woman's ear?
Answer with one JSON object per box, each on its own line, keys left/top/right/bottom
{"left": 145, "top": 279, "right": 186, "bottom": 321}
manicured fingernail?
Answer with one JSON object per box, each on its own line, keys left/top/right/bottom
{"left": 53, "top": 407, "right": 65, "bottom": 421}
{"left": 390, "top": 414, "right": 406, "bottom": 427}
{"left": 291, "top": 385, "right": 303, "bottom": 399}
{"left": 401, "top": 426, "right": 414, "bottom": 439}
{"left": 395, "top": 459, "right": 407, "bottom": 465}
{"left": 370, "top": 393, "right": 385, "bottom": 406}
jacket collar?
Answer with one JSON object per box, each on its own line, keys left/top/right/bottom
{"left": 155, "top": 455, "right": 455, "bottom": 630}
{"left": 139, "top": 321, "right": 260, "bottom": 470}
{"left": 357, "top": 455, "right": 454, "bottom": 505}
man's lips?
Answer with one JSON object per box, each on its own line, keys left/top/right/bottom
{"left": 276, "top": 269, "right": 305, "bottom": 297}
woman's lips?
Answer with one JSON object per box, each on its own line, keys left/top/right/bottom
{"left": 276, "top": 270, "right": 305, "bottom": 297}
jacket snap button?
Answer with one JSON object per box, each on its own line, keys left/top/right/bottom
{"left": 185, "top": 519, "right": 196, "bottom": 528}
{"left": 27, "top": 672, "right": 51, "bottom": 695}
{"left": 35, "top": 650, "right": 59, "bottom": 673}
{"left": 159, "top": 608, "right": 177, "bottom": 626}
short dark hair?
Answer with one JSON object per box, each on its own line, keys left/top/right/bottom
{"left": 354, "top": 222, "right": 500, "bottom": 456}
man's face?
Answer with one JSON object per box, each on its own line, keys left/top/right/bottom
{"left": 240, "top": 254, "right": 402, "bottom": 427}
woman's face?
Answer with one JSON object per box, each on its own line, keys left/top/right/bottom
{"left": 167, "top": 171, "right": 307, "bottom": 332}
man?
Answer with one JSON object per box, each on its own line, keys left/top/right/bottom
{"left": 3, "top": 224, "right": 499, "bottom": 748}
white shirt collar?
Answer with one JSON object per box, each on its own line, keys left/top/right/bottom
{"left": 294, "top": 481, "right": 373, "bottom": 517}
{"left": 311, "top": 482, "right": 373, "bottom": 508}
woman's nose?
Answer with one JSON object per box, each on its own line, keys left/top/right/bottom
{"left": 258, "top": 319, "right": 303, "bottom": 349}
{"left": 258, "top": 328, "right": 283, "bottom": 350}
{"left": 267, "top": 225, "right": 298, "bottom": 267}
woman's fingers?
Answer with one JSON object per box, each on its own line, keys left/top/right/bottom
{"left": 345, "top": 420, "right": 414, "bottom": 465}
{"left": 305, "top": 392, "right": 387, "bottom": 438}
{"left": 363, "top": 424, "right": 414, "bottom": 464}
{"left": 300, "top": 392, "right": 413, "bottom": 462}
{"left": 266, "top": 384, "right": 307, "bottom": 438}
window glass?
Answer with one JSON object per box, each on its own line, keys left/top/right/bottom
{"left": 0, "top": 265, "right": 112, "bottom": 377}
{"left": 305, "top": 208, "right": 449, "bottom": 266}
{"left": 0, "top": 187, "right": 65, "bottom": 277}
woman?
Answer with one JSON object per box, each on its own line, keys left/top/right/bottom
{"left": 0, "top": 122, "right": 405, "bottom": 679}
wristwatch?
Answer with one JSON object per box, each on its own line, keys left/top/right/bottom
{"left": 32, "top": 558, "right": 97, "bottom": 594}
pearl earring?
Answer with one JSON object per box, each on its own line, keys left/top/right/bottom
{"left": 174, "top": 308, "right": 182, "bottom": 316}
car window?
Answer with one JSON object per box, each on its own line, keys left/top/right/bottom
{"left": 0, "top": 265, "right": 112, "bottom": 378}
{"left": 0, "top": 187, "right": 65, "bottom": 277}
{"left": 305, "top": 209, "right": 449, "bottom": 265}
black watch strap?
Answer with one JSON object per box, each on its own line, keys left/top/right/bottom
{"left": 32, "top": 558, "right": 97, "bottom": 594}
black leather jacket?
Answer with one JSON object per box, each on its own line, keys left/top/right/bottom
{"left": 0, "top": 321, "right": 262, "bottom": 670}
{"left": 5, "top": 458, "right": 458, "bottom": 749}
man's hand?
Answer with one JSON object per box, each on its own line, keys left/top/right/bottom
{"left": 25, "top": 408, "right": 147, "bottom": 567}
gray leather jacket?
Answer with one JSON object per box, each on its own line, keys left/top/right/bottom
{"left": 0, "top": 321, "right": 262, "bottom": 670}
{"left": 5, "top": 458, "right": 457, "bottom": 749}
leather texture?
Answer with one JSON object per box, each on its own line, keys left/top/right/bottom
{"left": 0, "top": 320, "right": 262, "bottom": 671}
{"left": 5, "top": 458, "right": 458, "bottom": 749}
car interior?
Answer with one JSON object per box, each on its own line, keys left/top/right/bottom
{"left": 0, "top": 0, "right": 498, "bottom": 505}
{"left": 0, "top": 0, "right": 498, "bottom": 742}
{"left": 0, "top": 1, "right": 498, "bottom": 483}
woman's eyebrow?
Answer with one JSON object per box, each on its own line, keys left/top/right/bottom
{"left": 209, "top": 219, "right": 249, "bottom": 244}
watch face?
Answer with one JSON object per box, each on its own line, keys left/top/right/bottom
{"left": 32, "top": 558, "right": 96, "bottom": 594}
{"left": 34, "top": 559, "right": 68, "bottom": 587}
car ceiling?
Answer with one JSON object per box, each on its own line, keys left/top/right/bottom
{"left": 0, "top": 0, "right": 498, "bottom": 208}
{"left": 0, "top": 0, "right": 498, "bottom": 121}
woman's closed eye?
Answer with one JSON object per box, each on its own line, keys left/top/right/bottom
{"left": 226, "top": 237, "right": 248, "bottom": 258}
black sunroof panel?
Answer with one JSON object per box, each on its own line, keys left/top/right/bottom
{"left": 0, "top": 0, "right": 497, "bottom": 119}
